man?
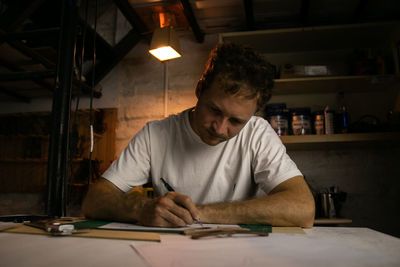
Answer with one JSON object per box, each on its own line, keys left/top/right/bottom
{"left": 82, "top": 43, "right": 315, "bottom": 228}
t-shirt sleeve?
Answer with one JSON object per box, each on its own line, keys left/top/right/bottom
{"left": 251, "top": 120, "right": 302, "bottom": 195}
{"left": 102, "top": 123, "right": 151, "bottom": 192}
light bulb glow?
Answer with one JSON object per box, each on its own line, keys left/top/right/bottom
{"left": 149, "top": 46, "right": 181, "bottom": 61}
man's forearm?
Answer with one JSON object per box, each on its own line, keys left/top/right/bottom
{"left": 82, "top": 178, "right": 150, "bottom": 223}
{"left": 198, "top": 176, "right": 315, "bottom": 228}
{"left": 82, "top": 178, "right": 200, "bottom": 227}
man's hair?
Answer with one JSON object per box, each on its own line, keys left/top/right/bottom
{"left": 197, "top": 42, "right": 275, "bottom": 111}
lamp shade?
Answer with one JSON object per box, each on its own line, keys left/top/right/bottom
{"left": 149, "top": 26, "right": 181, "bottom": 61}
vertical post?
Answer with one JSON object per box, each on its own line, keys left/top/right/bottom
{"left": 164, "top": 61, "right": 168, "bottom": 117}
{"left": 46, "top": 0, "right": 78, "bottom": 217}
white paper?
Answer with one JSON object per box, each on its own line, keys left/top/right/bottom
{"left": 0, "top": 222, "right": 20, "bottom": 231}
{"left": 131, "top": 227, "right": 400, "bottom": 267}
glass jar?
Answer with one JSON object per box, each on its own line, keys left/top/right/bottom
{"left": 265, "top": 103, "right": 289, "bottom": 136}
{"left": 267, "top": 111, "right": 289, "bottom": 136}
{"left": 313, "top": 111, "right": 325, "bottom": 135}
{"left": 291, "top": 108, "right": 312, "bottom": 135}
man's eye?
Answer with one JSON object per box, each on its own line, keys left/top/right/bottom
{"left": 229, "top": 118, "right": 243, "bottom": 125}
{"left": 210, "top": 107, "right": 221, "bottom": 115}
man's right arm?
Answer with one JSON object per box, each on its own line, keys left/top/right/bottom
{"left": 82, "top": 177, "right": 199, "bottom": 227}
{"left": 82, "top": 177, "right": 147, "bottom": 223}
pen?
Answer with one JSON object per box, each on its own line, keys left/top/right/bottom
{"left": 160, "top": 177, "right": 175, "bottom": 192}
{"left": 160, "top": 177, "right": 203, "bottom": 226}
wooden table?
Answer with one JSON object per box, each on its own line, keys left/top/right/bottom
{"left": 1, "top": 227, "right": 399, "bottom": 267}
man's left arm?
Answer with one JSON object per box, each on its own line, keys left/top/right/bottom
{"left": 197, "top": 175, "right": 315, "bottom": 228}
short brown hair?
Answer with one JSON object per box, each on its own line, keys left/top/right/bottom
{"left": 197, "top": 42, "right": 275, "bottom": 111}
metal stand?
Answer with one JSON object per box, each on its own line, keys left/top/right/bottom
{"left": 46, "top": 0, "right": 78, "bottom": 217}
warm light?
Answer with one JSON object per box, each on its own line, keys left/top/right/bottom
{"left": 149, "top": 46, "right": 181, "bottom": 61}
{"left": 149, "top": 26, "right": 181, "bottom": 61}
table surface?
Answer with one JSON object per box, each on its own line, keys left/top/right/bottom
{"left": 1, "top": 227, "right": 399, "bottom": 267}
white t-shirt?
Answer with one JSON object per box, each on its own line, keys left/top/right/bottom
{"left": 103, "top": 108, "right": 302, "bottom": 205}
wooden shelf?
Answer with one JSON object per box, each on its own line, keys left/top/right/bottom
{"left": 280, "top": 132, "right": 400, "bottom": 149}
{"left": 219, "top": 22, "right": 400, "bottom": 54}
{"left": 273, "top": 75, "right": 399, "bottom": 95}
{"left": 220, "top": 22, "right": 400, "bottom": 95}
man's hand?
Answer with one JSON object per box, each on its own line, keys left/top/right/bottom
{"left": 138, "top": 192, "right": 200, "bottom": 227}
{"left": 82, "top": 178, "right": 200, "bottom": 227}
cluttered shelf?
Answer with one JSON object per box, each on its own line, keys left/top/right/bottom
{"left": 280, "top": 132, "right": 400, "bottom": 149}
{"left": 273, "top": 75, "right": 399, "bottom": 95}
{"left": 280, "top": 132, "right": 400, "bottom": 144}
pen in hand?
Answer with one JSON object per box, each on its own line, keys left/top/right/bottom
{"left": 160, "top": 177, "right": 203, "bottom": 226}
{"left": 160, "top": 177, "right": 175, "bottom": 192}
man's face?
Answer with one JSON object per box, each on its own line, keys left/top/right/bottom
{"left": 190, "top": 80, "right": 258, "bottom": 146}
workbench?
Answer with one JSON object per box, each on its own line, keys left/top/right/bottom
{"left": 1, "top": 227, "right": 399, "bottom": 266}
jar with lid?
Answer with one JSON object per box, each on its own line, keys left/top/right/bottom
{"left": 313, "top": 111, "right": 325, "bottom": 135}
{"left": 265, "top": 104, "right": 289, "bottom": 136}
{"left": 291, "top": 108, "right": 312, "bottom": 135}
{"left": 267, "top": 110, "right": 289, "bottom": 136}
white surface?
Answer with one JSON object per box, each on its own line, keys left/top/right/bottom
{"left": 0, "top": 232, "right": 149, "bottom": 267}
{"left": 0, "top": 222, "right": 21, "bottom": 231}
{"left": 131, "top": 227, "right": 400, "bottom": 267}
{"left": 1, "top": 227, "right": 399, "bottom": 267}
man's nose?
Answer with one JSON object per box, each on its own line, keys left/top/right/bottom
{"left": 213, "top": 117, "right": 228, "bottom": 136}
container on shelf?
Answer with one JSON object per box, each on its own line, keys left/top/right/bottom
{"left": 264, "top": 103, "right": 289, "bottom": 136}
{"left": 313, "top": 111, "right": 325, "bottom": 135}
{"left": 337, "top": 92, "right": 349, "bottom": 133}
{"left": 291, "top": 108, "right": 312, "bottom": 135}
{"left": 324, "top": 106, "right": 335, "bottom": 134}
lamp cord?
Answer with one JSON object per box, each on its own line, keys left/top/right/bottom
{"left": 164, "top": 61, "right": 168, "bottom": 117}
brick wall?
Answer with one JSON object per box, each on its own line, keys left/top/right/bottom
{"left": 112, "top": 34, "right": 218, "bottom": 158}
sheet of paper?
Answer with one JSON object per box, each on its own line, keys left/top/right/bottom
{"left": 99, "top": 222, "right": 240, "bottom": 233}
{"left": 131, "top": 228, "right": 400, "bottom": 267}
{"left": 0, "top": 222, "right": 20, "bottom": 231}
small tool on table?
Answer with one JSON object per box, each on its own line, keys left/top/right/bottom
{"left": 184, "top": 227, "right": 269, "bottom": 239}
{"left": 24, "top": 218, "right": 84, "bottom": 236}
{"left": 160, "top": 177, "right": 203, "bottom": 226}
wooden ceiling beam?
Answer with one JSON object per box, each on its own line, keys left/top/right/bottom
{"left": 180, "top": 0, "right": 204, "bottom": 43}
{"left": 0, "top": 70, "right": 56, "bottom": 82}
{"left": 0, "top": 0, "right": 46, "bottom": 32}
{"left": 85, "top": 28, "right": 141, "bottom": 87}
{"left": 113, "top": 0, "right": 149, "bottom": 35}
{"left": 0, "top": 86, "right": 31, "bottom": 103}
{"left": 77, "top": 18, "right": 113, "bottom": 60}
{"left": 0, "top": 28, "right": 60, "bottom": 42}
{"left": 0, "top": 58, "right": 54, "bottom": 92}
{"left": 0, "top": 28, "right": 56, "bottom": 69}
